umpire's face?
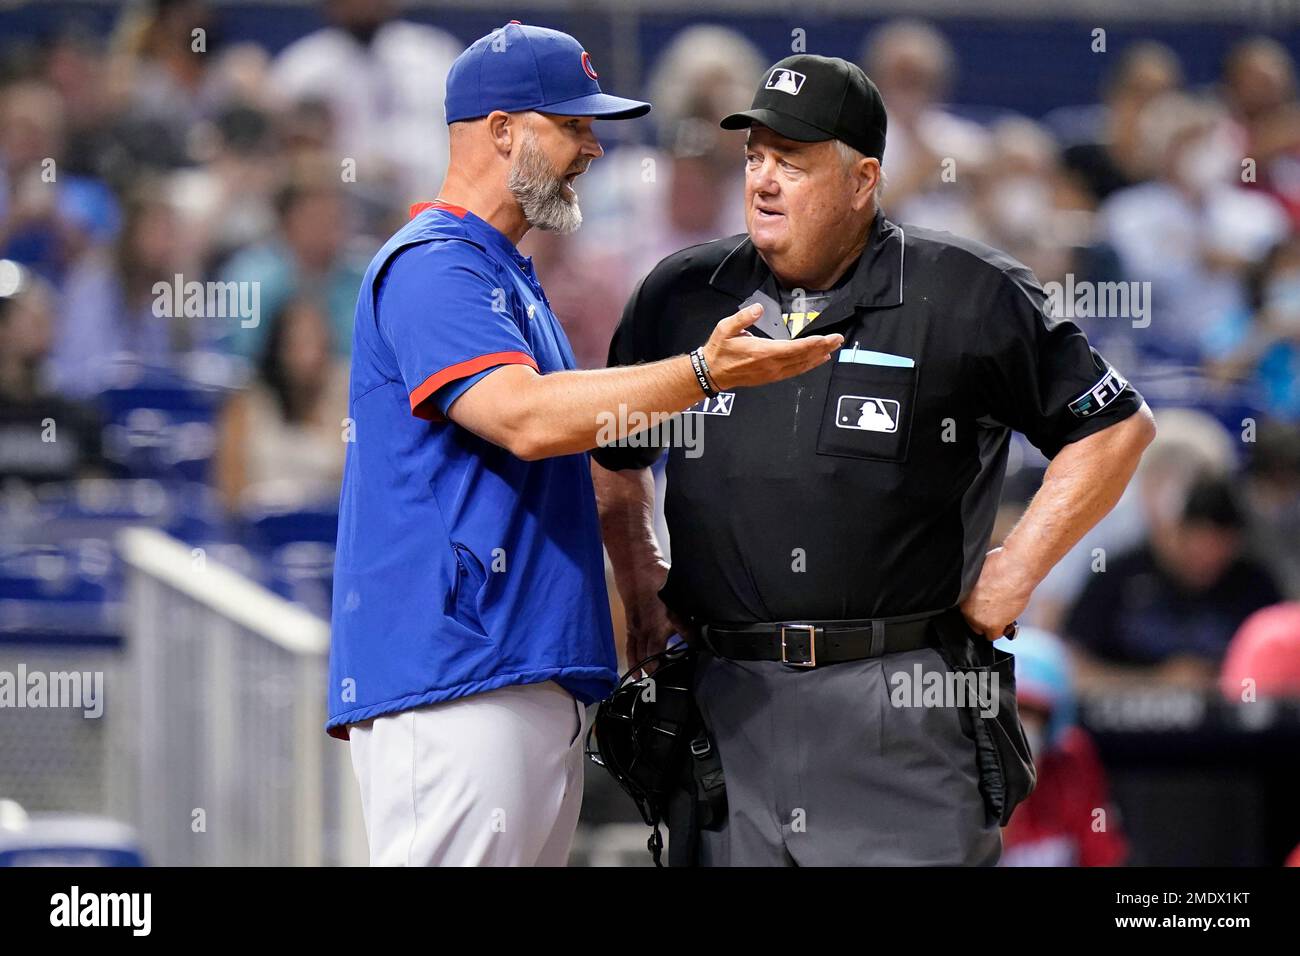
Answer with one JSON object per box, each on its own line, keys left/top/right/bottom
{"left": 743, "top": 125, "right": 879, "bottom": 288}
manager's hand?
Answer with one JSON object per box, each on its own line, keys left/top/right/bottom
{"left": 702, "top": 303, "right": 842, "bottom": 390}
{"left": 446, "top": 303, "right": 841, "bottom": 461}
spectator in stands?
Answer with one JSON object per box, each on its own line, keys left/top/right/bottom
{"left": 0, "top": 260, "right": 104, "bottom": 485}
{"left": 1101, "top": 92, "right": 1289, "bottom": 362}
{"left": 0, "top": 80, "right": 120, "bottom": 284}
{"left": 171, "top": 104, "right": 281, "bottom": 274}
{"left": 105, "top": 0, "right": 255, "bottom": 171}
{"left": 1027, "top": 408, "right": 1236, "bottom": 634}
{"left": 1220, "top": 602, "right": 1300, "bottom": 701}
{"left": 969, "top": 117, "right": 1137, "bottom": 364}
{"left": 997, "top": 628, "right": 1129, "bottom": 867}
{"left": 1053, "top": 42, "right": 1184, "bottom": 206}
{"left": 270, "top": 0, "right": 462, "bottom": 202}
{"left": 860, "top": 18, "right": 990, "bottom": 233}
{"left": 969, "top": 116, "right": 1122, "bottom": 294}
{"left": 577, "top": 25, "right": 761, "bottom": 284}
{"left": 217, "top": 160, "right": 367, "bottom": 360}
{"left": 1220, "top": 37, "right": 1300, "bottom": 229}
{"left": 1065, "top": 473, "right": 1284, "bottom": 690}
{"left": 214, "top": 294, "right": 347, "bottom": 512}
{"left": 49, "top": 185, "right": 196, "bottom": 398}
{"left": 1243, "top": 423, "right": 1300, "bottom": 597}
{"left": 1203, "top": 235, "right": 1300, "bottom": 422}
{"left": 36, "top": 26, "right": 123, "bottom": 193}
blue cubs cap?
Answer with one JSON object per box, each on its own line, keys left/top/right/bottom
{"left": 445, "top": 22, "right": 651, "bottom": 123}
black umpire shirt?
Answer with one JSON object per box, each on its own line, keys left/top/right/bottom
{"left": 591, "top": 211, "right": 1144, "bottom": 625}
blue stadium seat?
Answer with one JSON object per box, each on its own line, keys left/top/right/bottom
{"left": 0, "top": 807, "right": 146, "bottom": 867}
{"left": 243, "top": 504, "right": 339, "bottom": 550}
{"left": 265, "top": 541, "right": 336, "bottom": 619}
{"left": 95, "top": 363, "right": 226, "bottom": 483}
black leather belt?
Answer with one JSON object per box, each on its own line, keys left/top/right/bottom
{"left": 700, "top": 609, "right": 948, "bottom": 668}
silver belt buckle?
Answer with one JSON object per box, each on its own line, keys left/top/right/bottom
{"left": 780, "top": 624, "right": 817, "bottom": 667}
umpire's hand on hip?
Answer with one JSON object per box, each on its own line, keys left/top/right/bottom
{"left": 619, "top": 557, "right": 675, "bottom": 672}
{"left": 959, "top": 547, "right": 1033, "bottom": 641}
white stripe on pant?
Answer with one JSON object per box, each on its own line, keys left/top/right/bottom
{"left": 347, "top": 680, "right": 587, "bottom": 866}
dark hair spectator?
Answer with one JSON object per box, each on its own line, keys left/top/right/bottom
{"left": 214, "top": 293, "right": 347, "bottom": 511}
{"left": 48, "top": 183, "right": 194, "bottom": 397}
{"left": 1065, "top": 473, "right": 1284, "bottom": 691}
{"left": 0, "top": 259, "right": 104, "bottom": 484}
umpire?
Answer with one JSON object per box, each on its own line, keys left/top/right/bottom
{"left": 591, "top": 54, "right": 1156, "bottom": 865}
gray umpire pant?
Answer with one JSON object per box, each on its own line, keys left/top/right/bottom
{"left": 670, "top": 643, "right": 1002, "bottom": 866}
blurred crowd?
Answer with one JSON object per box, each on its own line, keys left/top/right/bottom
{"left": 2, "top": 5, "right": 1299, "bottom": 759}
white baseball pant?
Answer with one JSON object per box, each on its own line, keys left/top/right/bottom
{"left": 347, "top": 679, "right": 588, "bottom": 866}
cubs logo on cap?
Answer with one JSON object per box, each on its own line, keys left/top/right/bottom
{"left": 581, "top": 51, "right": 599, "bottom": 80}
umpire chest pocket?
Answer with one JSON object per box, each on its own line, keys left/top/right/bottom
{"left": 815, "top": 362, "right": 919, "bottom": 463}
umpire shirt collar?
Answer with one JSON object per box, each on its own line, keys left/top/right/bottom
{"left": 708, "top": 209, "right": 905, "bottom": 334}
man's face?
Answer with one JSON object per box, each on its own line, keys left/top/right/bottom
{"left": 507, "top": 113, "right": 603, "bottom": 234}
{"left": 743, "top": 126, "right": 859, "bottom": 283}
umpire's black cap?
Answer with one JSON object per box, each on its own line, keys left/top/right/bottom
{"left": 720, "top": 54, "right": 887, "bottom": 160}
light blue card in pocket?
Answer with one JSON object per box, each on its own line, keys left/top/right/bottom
{"left": 838, "top": 346, "right": 915, "bottom": 368}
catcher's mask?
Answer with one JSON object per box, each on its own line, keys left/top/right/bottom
{"left": 585, "top": 643, "right": 725, "bottom": 865}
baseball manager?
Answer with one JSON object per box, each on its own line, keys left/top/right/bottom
{"left": 592, "top": 54, "right": 1156, "bottom": 865}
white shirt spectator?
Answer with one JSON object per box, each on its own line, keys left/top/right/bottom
{"left": 1102, "top": 181, "right": 1289, "bottom": 354}
{"left": 881, "top": 108, "right": 992, "bottom": 240}
{"left": 271, "top": 20, "right": 462, "bottom": 201}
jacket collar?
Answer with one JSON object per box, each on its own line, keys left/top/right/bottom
{"left": 409, "top": 199, "right": 533, "bottom": 270}
{"left": 708, "top": 209, "right": 906, "bottom": 335}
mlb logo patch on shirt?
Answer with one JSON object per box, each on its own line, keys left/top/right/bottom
{"left": 835, "top": 396, "right": 899, "bottom": 433}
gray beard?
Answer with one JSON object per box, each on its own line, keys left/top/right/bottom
{"left": 507, "top": 132, "right": 583, "bottom": 234}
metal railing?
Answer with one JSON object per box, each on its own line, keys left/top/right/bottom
{"left": 117, "top": 528, "right": 365, "bottom": 866}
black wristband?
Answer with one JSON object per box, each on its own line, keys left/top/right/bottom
{"left": 695, "top": 347, "right": 721, "bottom": 395}
{"left": 689, "top": 347, "right": 718, "bottom": 398}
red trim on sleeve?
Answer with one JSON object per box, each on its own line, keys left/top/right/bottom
{"left": 409, "top": 200, "right": 469, "bottom": 220}
{"left": 409, "top": 351, "right": 539, "bottom": 421}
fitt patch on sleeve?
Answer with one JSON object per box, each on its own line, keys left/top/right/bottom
{"left": 1069, "top": 366, "right": 1129, "bottom": 418}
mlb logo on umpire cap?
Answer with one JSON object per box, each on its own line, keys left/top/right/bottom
{"left": 765, "top": 68, "right": 806, "bottom": 95}
{"left": 722, "top": 55, "right": 887, "bottom": 160}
